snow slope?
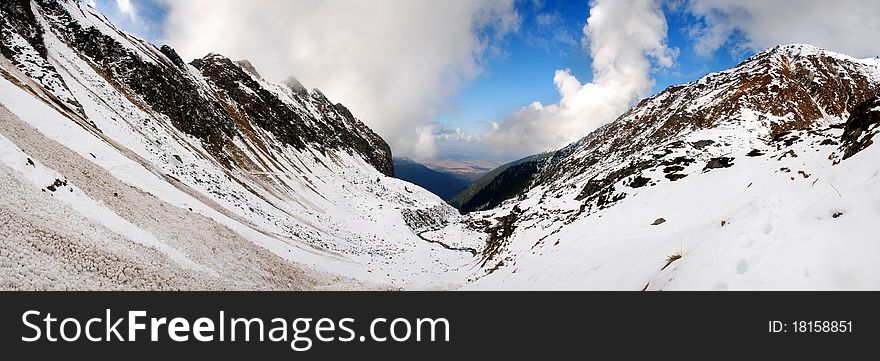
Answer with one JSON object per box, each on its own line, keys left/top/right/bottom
{"left": 0, "top": 0, "right": 481, "bottom": 290}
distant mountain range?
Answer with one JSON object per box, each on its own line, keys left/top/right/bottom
{"left": 418, "top": 158, "right": 500, "bottom": 180}
{"left": 392, "top": 157, "right": 470, "bottom": 200}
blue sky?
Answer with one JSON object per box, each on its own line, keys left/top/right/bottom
{"left": 87, "top": 0, "right": 879, "bottom": 167}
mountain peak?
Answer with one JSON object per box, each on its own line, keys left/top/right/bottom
{"left": 234, "top": 59, "right": 262, "bottom": 79}
{"left": 768, "top": 43, "right": 826, "bottom": 55}
{"left": 194, "top": 52, "right": 232, "bottom": 65}
{"left": 752, "top": 43, "right": 879, "bottom": 66}
{"left": 283, "top": 76, "right": 309, "bottom": 96}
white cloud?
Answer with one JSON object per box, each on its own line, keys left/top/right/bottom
{"left": 160, "top": 0, "right": 519, "bottom": 160}
{"left": 684, "top": 0, "right": 880, "bottom": 58}
{"left": 115, "top": 0, "right": 137, "bottom": 22}
{"left": 434, "top": 126, "right": 482, "bottom": 142}
{"left": 485, "top": 0, "right": 676, "bottom": 153}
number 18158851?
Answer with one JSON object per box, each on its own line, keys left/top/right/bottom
{"left": 769, "top": 320, "right": 853, "bottom": 333}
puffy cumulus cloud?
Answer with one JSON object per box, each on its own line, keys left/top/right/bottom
{"left": 684, "top": 0, "right": 880, "bottom": 58}
{"left": 159, "top": 0, "right": 519, "bottom": 159}
{"left": 486, "top": 0, "right": 676, "bottom": 153}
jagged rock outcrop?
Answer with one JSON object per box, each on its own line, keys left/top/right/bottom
{"left": 0, "top": 0, "right": 83, "bottom": 114}
{"left": 192, "top": 54, "right": 392, "bottom": 175}
{"left": 841, "top": 93, "right": 880, "bottom": 159}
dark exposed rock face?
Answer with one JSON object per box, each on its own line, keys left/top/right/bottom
{"left": 479, "top": 207, "right": 520, "bottom": 269}
{"left": 159, "top": 45, "right": 188, "bottom": 71}
{"left": 328, "top": 102, "right": 393, "bottom": 176}
{"left": 0, "top": 0, "right": 46, "bottom": 58}
{"left": 841, "top": 93, "right": 880, "bottom": 159}
{"left": 692, "top": 140, "right": 715, "bottom": 149}
{"left": 704, "top": 157, "right": 735, "bottom": 171}
{"left": 1, "top": 0, "right": 393, "bottom": 176}
{"left": 747, "top": 149, "right": 765, "bottom": 157}
{"left": 0, "top": 0, "right": 83, "bottom": 114}
{"left": 193, "top": 53, "right": 393, "bottom": 176}
{"left": 33, "top": 0, "right": 236, "bottom": 157}
{"left": 194, "top": 55, "right": 310, "bottom": 148}
{"left": 629, "top": 175, "right": 651, "bottom": 188}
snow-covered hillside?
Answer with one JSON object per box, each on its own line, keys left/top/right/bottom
{"left": 0, "top": 0, "right": 482, "bottom": 290}
{"left": 463, "top": 44, "right": 880, "bottom": 290}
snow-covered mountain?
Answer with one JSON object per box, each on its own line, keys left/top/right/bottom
{"left": 0, "top": 0, "right": 483, "bottom": 290}
{"left": 2, "top": 0, "right": 879, "bottom": 291}
{"left": 463, "top": 44, "right": 880, "bottom": 290}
